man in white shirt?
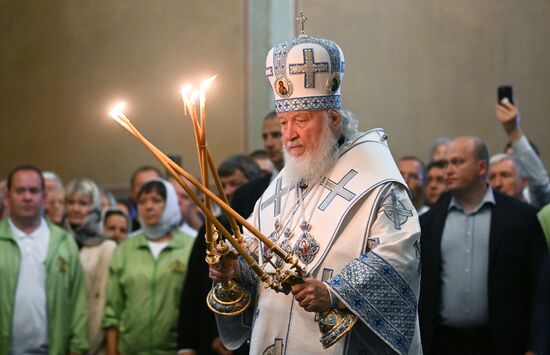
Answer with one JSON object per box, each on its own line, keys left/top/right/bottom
{"left": 0, "top": 165, "right": 89, "bottom": 354}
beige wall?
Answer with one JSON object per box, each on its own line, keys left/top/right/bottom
{"left": 0, "top": 0, "right": 247, "bottom": 189}
{"left": 247, "top": 0, "right": 295, "bottom": 150}
{"left": 1, "top": 0, "right": 549, "bottom": 192}
{"left": 302, "top": 0, "right": 550, "bottom": 164}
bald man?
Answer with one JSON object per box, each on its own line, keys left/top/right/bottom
{"left": 419, "top": 136, "right": 546, "bottom": 355}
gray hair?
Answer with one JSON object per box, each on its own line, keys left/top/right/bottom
{"left": 65, "top": 178, "right": 102, "bottom": 211}
{"left": 43, "top": 171, "right": 64, "bottom": 190}
{"left": 490, "top": 153, "right": 527, "bottom": 179}
{"left": 337, "top": 109, "right": 359, "bottom": 137}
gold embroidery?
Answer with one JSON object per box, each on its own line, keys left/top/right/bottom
{"left": 56, "top": 257, "right": 69, "bottom": 272}
{"left": 169, "top": 260, "right": 186, "bottom": 273}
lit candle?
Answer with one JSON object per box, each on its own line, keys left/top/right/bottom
{"left": 179, "top": 76, "right": 245, "bottom": 245}
{"left": 108, "top": 102, "right": 130, "bottom": 130}
{"left": 180, "top": 84, "right": 192, "bottom": 117}
{"left": 199, "top": 75, "right": 217, "bottom": 139}
{"left": 189, "top": 90, "right": 200, "bottom": 132}
{"left": 180, "top": 85, "right": 203, "bottom": 158}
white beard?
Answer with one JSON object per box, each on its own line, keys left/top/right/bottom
{"left": 283, "top": 121, "right": 340, "bottom": 187}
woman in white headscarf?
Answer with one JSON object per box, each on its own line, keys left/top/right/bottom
{"left": 102, "top": 178, "right": 194, "bottom": 355}
{"left": 65, "top": 178, "right": 117, "bottom": 355}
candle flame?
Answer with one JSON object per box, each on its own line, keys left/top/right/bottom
{"left": 200, "top": 75, "right": 217, "bottom": 92}
{"left": 109, "top": 102, "right": 131, "bottom": 131}
{"left": 180, "top": 84, "right": 192, "bottom": 100}
{"left": 180, "top": 85, "right": 193, "bottom": 116}
{"left": 190, "top": 90, "right": 199, "bottom": 102}
{"left": 109, "top": 102, "right": 126, "bottom": 119}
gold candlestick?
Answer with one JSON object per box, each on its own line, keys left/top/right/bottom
{"left": 108, "top": 104, "right": 300, "bottom": 284}
{"left": 109, "top": 76, "right": 355, "bottom": 344}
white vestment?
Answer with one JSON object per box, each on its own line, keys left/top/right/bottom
{"left": 216, "top": 129, "right": 423, "bottom": 355}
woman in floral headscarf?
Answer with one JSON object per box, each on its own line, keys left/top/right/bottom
{"left": 103, "top": 178, "right": 194, "bottom": 354}
{"left": 65, "top": 178, "right": 117, "bottom": 355}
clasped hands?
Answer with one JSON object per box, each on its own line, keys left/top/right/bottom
{"left": 208, "top": 259, "right": 331, "bottom": 313}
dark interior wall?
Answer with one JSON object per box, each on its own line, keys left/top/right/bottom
{"left": 303, "top": 0, "right": 550, "bottom": 163}
{"left": 2, "top": 0, "right": 549, "bottom": 192}
{"left": 0, "top": 0, "right": 247, "bottom": 190}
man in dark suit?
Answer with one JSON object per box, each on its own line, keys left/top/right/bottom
{"left": 419, "top": 136, "right": 547, "bottom": 355}
{"left": 530, "top": 254, "right": 550, "bottom": 354}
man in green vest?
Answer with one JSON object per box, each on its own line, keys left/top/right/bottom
{"left": 0, "top": 165, "right": 89, "bottom": 355}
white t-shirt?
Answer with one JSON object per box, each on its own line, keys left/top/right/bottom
{"left": 148, "top": 240, "right": 169, "bottom": 259}
{"left": 9, "top": 218, "right": 50, "bottom": 354}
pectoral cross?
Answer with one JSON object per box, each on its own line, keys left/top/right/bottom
{"left": 296, "top": 12, "right": 307, "bottom": 37}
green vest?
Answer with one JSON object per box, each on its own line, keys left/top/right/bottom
{"left": 0, "top": 218, "right": 90, "bottom": 355}
{"left": 102, "top": 230, "right": 194, "bottom": 354}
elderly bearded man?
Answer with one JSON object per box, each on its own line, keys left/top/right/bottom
{"left": 209, "top": 25, "right": 422, "bottom": 355}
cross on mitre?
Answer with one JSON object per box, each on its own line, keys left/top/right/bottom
{"left": 289, "top": 48, "right": 329, "bottom": 88}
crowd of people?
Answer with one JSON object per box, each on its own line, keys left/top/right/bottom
{"left": 0, "top": 27, "right": 549, "bottom": 355}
